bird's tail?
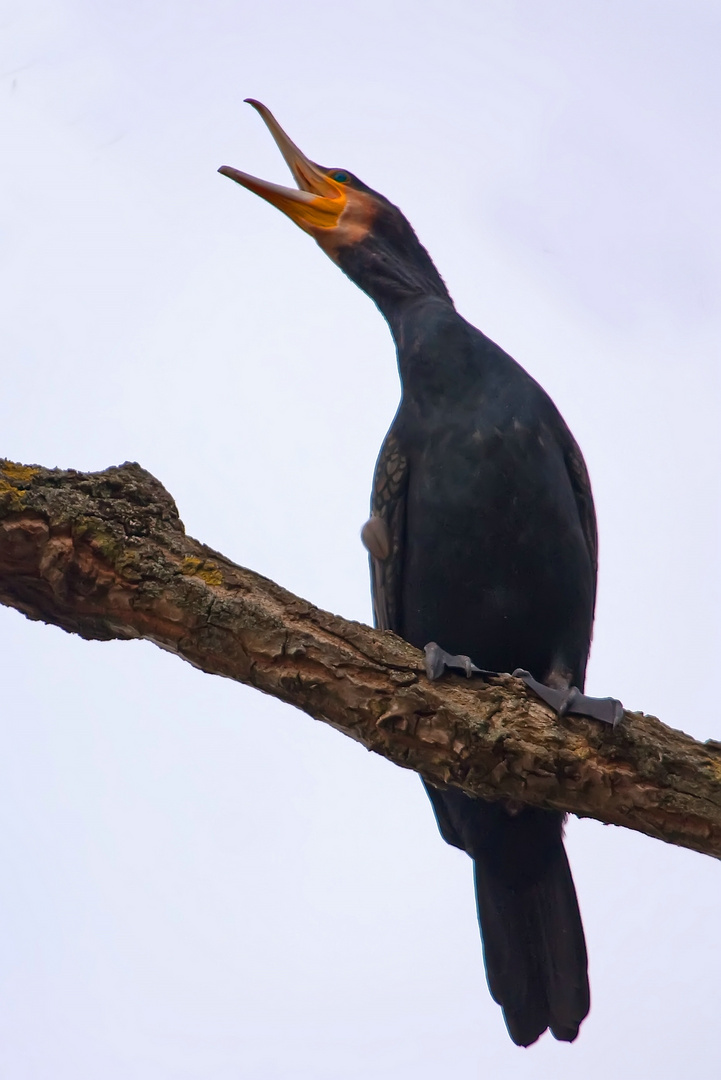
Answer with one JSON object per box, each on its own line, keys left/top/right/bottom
{"left": 473, "top": 809, "right": 589, "bottom": 1047}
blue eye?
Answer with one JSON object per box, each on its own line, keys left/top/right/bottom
{"left": 332, "top": 171, "right": 350, "bottom": 184}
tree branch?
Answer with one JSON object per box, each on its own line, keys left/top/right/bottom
{"left": 2, "top": 457, "right": 720, "bottom": 858}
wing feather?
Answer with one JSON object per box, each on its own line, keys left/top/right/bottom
{"left": 362, "top": 428, "right": 409, "bottom": 634}
{"left": 561, "top": 428, "right": 598, "bottom": 615}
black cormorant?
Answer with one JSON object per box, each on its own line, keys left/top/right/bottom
{"left": 220, "top": 100, "right": 620, "bottom": 1047}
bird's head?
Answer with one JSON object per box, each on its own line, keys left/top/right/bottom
{"left": 219, "top": 100, "right": 451, "bottom": 313}
{"left": 218, "top": 99, "right": 379, "bottom": 261}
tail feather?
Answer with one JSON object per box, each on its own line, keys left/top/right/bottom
{"left": 474, "top": 839, "right": 589, "bottom": 1045}
{"left": 470, "top": 816, "right": 587, "bottom": 1045}
{"left": 422, "top": 782, "right": 589, "bottom": 1046}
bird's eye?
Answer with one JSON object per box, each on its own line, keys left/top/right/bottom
{"left": 331, "top": 170, "right": 350, "bottom": 184}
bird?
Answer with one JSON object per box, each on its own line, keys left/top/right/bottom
{"left": 219, "top": 100, "right": 621, "bottom": 1047}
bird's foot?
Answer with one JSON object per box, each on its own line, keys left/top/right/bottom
{"left": 424, "top": 642, "right": 499, "bottom": 681}
{"left": 512, "top": 669, "right": 624, "bottom": 727}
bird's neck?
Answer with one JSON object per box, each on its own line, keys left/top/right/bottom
{"left": 391, "top": 295, "right": 465, "bottom": 395}
{"left": 335, "top": 230, "right": 484, "bottom": 405}
{"left": 384, "top": 292, "right": 455, "bottom": 345}
{"left": 336, "top": 233, "right": 452, "bottom": 326}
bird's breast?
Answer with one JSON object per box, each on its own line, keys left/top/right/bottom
{"left": 398, "top": 411, "right": 594, "bottom": 678}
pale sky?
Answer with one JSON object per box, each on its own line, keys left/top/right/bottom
{"left": 1, "top": 2, "right": 720, "bottom": 1077}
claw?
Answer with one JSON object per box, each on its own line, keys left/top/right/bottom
{"left": 424, "top": 642, "right": 498, "bottom": 681}
{"left": 513, "top": 669, "right": 623, "bottom": 727}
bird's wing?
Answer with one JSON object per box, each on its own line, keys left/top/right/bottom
{"left": 361, "top": 428, "right": 409, "bottom": 633}
{"left": 561, "top": 428, "right": 598, "bottom": 610}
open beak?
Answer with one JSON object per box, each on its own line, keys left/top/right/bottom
{"left": 219, "top": 100, "right": 347, "bottom": 233}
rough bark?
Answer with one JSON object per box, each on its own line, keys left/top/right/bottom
{"left": 2, "top": 457, "right": 720, "bottom": 859}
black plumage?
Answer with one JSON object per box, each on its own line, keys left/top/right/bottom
{"left": 220, "top": 101, "right": 596, "bottom": 1047}
{"left": 355, "top": 214, "right": 592, "bottom": 1046}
